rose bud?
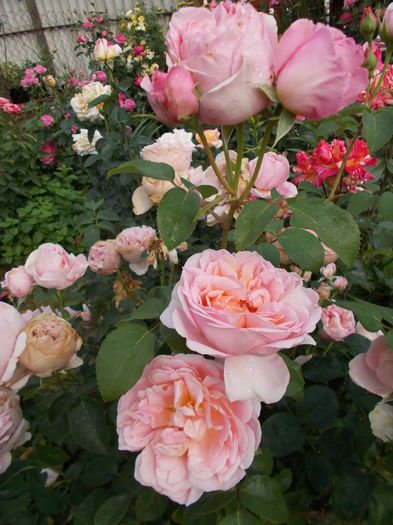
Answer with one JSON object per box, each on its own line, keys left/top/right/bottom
{"left": 115, "top": 226, "right": 157, "bottom": 275}
{"left": 2, "top": 266, "right": 34, "bottom": 298}
{"left": 360, "top": 7, "right": 378, "bottom": 39}
{"left": 19, "top": 314, "right": 82, "bottom": 377}
{"left": 382, "top": 3, "right": 393, "bottom": 45}
{"left": 88, "top": 240, "right": 121, "bottom": 275}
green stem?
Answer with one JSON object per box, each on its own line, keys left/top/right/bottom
{"left": 322, "top": 342, "right": 334, "bottom": 357}
{"left": 55, "top": 290, "right": 67, "bottom": 318}
{"left": 221, "top": 126, "right": 234, "bottom": 186}
{"left": 194, "top": 122, "right": 235, "bottom": 195}
{"left": 221, "top": 203, "right": 236, "bottom": 249}
{"left": 239, "top": 118, "right": 275, "bottom": 203}
{"left": 367, "top": 49, "right": 393, "bottom": 109}
{"left": 116, "top": 269, "right": 143, "bottom": 304}
{"left": 160, "top": 257, "right": 165, "bottom": 286}
{"left": 328, "top": 126, "right": 361, "bottom": 201}
{"left": 233, "top": 123, "right": 244, "bottom": 194}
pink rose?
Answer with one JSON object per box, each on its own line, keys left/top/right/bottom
{"left": 40, "top": 141, "right": 56, "bottom": 165}
{"left": 383, "top": 3, "right": 393, "bottom": 42}
{"left": 115, "top": 33, "right": 127, "bottom": 44}
{"left": 118, "top": 93, "right": 136, "bottom": 112}
{"left": 141, "top": 129, "right": 195, "bottom": 172}
{"left": 0, "top": 303, "right": 27, "bottom": 384}
{"left": 0, "top": 388, "right": 31, "bottom": 474}
{"left": 94, "top": 70, "right": 107, "bottom": 83}
{"left": 332, "top": 276, "right": 348, "bottom": 291}
{"left": 249, "top": 152, "right": 297, "bottom": 200}
{"left": 161, "top": 249, "right": 321, "bottom": 403}
{"left": 24, "top": 243, "right": 88, "bottom": 290}
{"left": 41, "top": 114, "right": 54, "bottom": 127}
{"left": 117, "top": 354, "right": 261, "bottom": 505}
{"left": 320, "top": 304, "right": 355, "bottom": 341}
{"left": 275, "top": 19, "right": 368, "bottom": 119}
{"left": 141, "top": 66, "right": 199, "bottom": 125}
{"left": 115, "top": 227, "right": 157, "bottom": 275}
{"left": 94, "top": 38, "right": 122, "bottom": 61}
{"left": 321, "top": 263, "right": 336, "bottom": 279}
{"left": 349, "top": 335, "right": 393, "bottom": 397}
{"left": 2, "top": 267, "right": 34, "bottom": 298}
{"left": 88, "top": 240, "right": 121, "bottom": 275}
{"left": 0, "top": 98, "right": 9, "bottom": 108}
{"left": 355, "top": 322, "right": 383, "bottom": 342}
{"left": 166, "top": 0, "right": 277, "bottom": 125}
{"left": 3, "top": 103, "right": 21, "bottom": 114}
{"left": 78, "top": 35, "right": 88, "bottom": 43}
{"left": 34, "top": 64, "right": 47, "bottom": 74}
{"left": 82, "top": 21, "right": 94, "bottom": 29}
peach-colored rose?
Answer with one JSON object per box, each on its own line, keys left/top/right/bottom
{"left": 195, "top": 129, "right": 222, "bottom": 149}
{"left": 0, "top": 303, "right": 27, "bottom": 385}
{"left": 161, "top": 249, "right": 321, "bottom": 403}
{"left": 88, "top": 240, "right": 121, "bottom": 275}
{"left": 117, "top": 354, "right": 261, "bottom": 506}
{"left": 25, "top": 243, "right": 88, "bottom": 290}
{"left": 317, "top": 282, "right": 332, "bottom": 300}
{"left": 349, "top": 335, "right": 393, "bottom": 397}
{"left": 2, "top": 267, "right": 34, "bottom": 298}
{"left": 0, "top": 388, "right": 31, "bottom": 474}
{"left": 320, "top": 304, "right": 355, "bottom": 341}
{"left": 115, "top": 227, "right": 157, "bottom": 275}
{"left": 19, "top": 314, "right": 82, "bottom": 377}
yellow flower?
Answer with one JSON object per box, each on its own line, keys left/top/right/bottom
{"left": 119, "top": 22, "right": 125, "bottom": 29}
{"left": 140, "top": 39, "right": 146, "bottom": 45}
{"left": 138, "top": 15, "right": 145, "bottom": 21}
{"left": 133, "top": 20, "right": 138, "bottom": 26}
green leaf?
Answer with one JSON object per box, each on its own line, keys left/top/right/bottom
{"left": 68, "top": 399, "right": 109, "bottom": 454}
{"left": 130, "top": 297, "right": 168, "bottom": 320}
{"left": 248, "top": 243, "right": 280, "bottom": 266}
{"left": 379, "top": 192, "right": 393, "bottom": 221}
{"left": 197, "top": 184, "right": 219, "bottom": 199}
{"left": 305, "top": 453, "right": 333, "bottom": 495}
{"left": 186, "top": 491, "right": 236, "bottom": 515}
{"left": 258, "top": 83, "right": 278, "bottom": 103}
{"left": 157, "top": 187, "right": 200, "bottom": 250}
{"left": 289, "top": 196, "right": 360, "bottom": 266}
{"left": 94, "top": 495, "right": 131, "bottom": 525}
{"left": 371, "top": 485, "right": 393, "bottom": 525}
{"left": 274, "top": 469, "right": 292, "bottom": 493}
{"left": 96, "top": 209, "right": 120, "bottom": 221}
{"left": 386, "top": 329, "right": 393, "bottom": 351}
{"left": 108, "top": 159, "right": 175, "bottom": 181}
{"left": 281, "top": 354, "right": 305, "bottom": 400}
{"left": 235, "top": 200, "right": 279, "bottom": 251}
{"left": 362, "top": 108, "right": 393, "bottom": 154}
{"left": 273, "top": 108, "right": 296, "bottom": 147}
{"left": 88, "top": 94, "right": 111, "bottom": 108}
{"left": 336, "top": 299, "right": 388, "bottom": 332}
{"left": 36, "top": 444, "right": 69, "bottom": 466}
{"left": 96, "top": 324, "right": 155, "bottom": 402}
{"left": 371, "top": 221, "right": 393, "bottom": 249}
{"left": 278, "top": 228, "right": 324, "bottom": 272}
{"left": 135, "top": 490, "right": 168, "bottom": 522}
{"left": 346, "top": 191, "right": 377, "bottom": 216}
{"left": 219, "top": 510, "right": 260, "bottom": 525}
{"left": 332, "top": 473, "right": 371, "bottom": 520}
{"left": 296, "top": 385, "right": 338, "bottom": 429}
{"left": 262, "top": 413, "right": 305, "bottom": 457}
{"left": 240, "top": 475, "right": 289, "bottom": 524}
{"left": 249, "top": 447, "right": 274, "bottom": 476}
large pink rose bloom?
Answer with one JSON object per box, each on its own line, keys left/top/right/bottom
{"left": 25, "top": 243, "right": 88, "bottom": 290}
{"left": 0, "top": 388, "right": 31, "bottom": 474}
{"left": 0, "top": 303, "right": 27, "bottom": 385}
{"left": 349, "top": 335, "right": 393, "bottom": 398}
{"left": 117, "top": 354, "right": 260, "bottom": 506}
{"left": 161, "top": 250, "right": 321, "bottom": 403}
{"left": 166, "top": 0, "right": 277, "bottom": 125}
{"left": 275, "top": 19, "right": 368, "bottom": 119}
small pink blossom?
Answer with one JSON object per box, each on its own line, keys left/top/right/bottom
{"left": 134, "top": 76, "right": 142, "bottom": 86}
{"left": 321, "top": 263, "right": 336, "bottom": 279}
{"left": 71, "top": 126, "right": 77, "bottom": 134}
{"left": 40, "top": 114, "right": 54, "bottom": 127}
{"left": 34, "top": 64, "right": 47, "bottom": 74}
{"left": 320, "top": 305, "right": 355, "bottom": 341}
{"left": 40, "top": 141, "right": 56, "bottom": 165}
{"left": 2, "top": 267, "right": 34, "bottom": 298}
{"left": 133, "top": 45, "right": 146, "bottom": 57}
{"left": 94, "top": 70, "right": 107, "bottom": 83}
{"left": 118, "top": 93, "right": 136, "bottom": 112}
{"left": 332, "top": 276, "right": 348, "bottom": 291}
{"left": 115, "top": 226, "right": 157, "bottom": 275}
{"left": 339, "top": 12, "right": 354, "bottom": 24}
{"left": 115, "top": 33, "right": 127, "bottom": 45}
{"left": 101, "top": 30, "right": 109, "bottom": 37}
{"left": 82, "top": 21, "right": 94, "bottom": 30}
{"left": 3, "top": 103, "right": 21, "bottom": 114}
{"left": 96, "top": 15, "right": 104, "bottom": 24}
{"left": 64, "top": 112, "right": 71, "bottom": 119}
{"left": 78, "top": 35, "right": 88, "bottom": 43}
{"left": 0, "top": 97, "right": 9, "bottom": 108}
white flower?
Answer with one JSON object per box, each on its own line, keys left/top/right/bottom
{"left": 70, "top": 82, "right": 111, "bottom": 122}
{"left": 72, "top": 129, "right": 103, "bottom": 156}
{"left": 369, "top": 401, "right": 393, "bottom": 443}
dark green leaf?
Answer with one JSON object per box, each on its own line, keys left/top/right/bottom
{"left": 135, "top": 490, "right": 168, "bottom": 521}
{"left": 332, "top": 473, "right": 371, "bottom": 520}
{"left": 197, "top": 185, "right": 219, "bottom": 199}
{"left": 274, "top": 108, "right": 296, "bottom": 146}
{"left": 248, "top": 243, "right": 280, "bottom": 266}
{"left": 68, "top": 399, "right": 109, "bottom": 454}
{"left": 305, "top": 453, "right": 333, "bottom": 494}
{"left": 108, "top": 159, "right": 175, "bottom": 181}
{"left": 262, "top": 413, "right": 306, "bottom": 457}
{"left": 96, "top": 324, "right": 155, "bottom": 402}
{"left": 240, "top": 475, "right": 289, "bottom": 524}
{"left": 278, "top": 228, "right": 324, "bottom": 272}
{"left": 379, "top": 192, "right": 393, "bottom": 221}
{"left": 235, "top": 200, "right": 279, "bottom": 251}
{"left": 296, "top": 385, "right": 338, "bottom": 429}
{"left": 249, "top": 447, "right": 274, "bottom": 476}
{"left": 94, "top": 495, "right": 131, "bottom": 525}
{"left": 187, "top": 491, "right": 236, "bottom": 515}
{"left": 362, "top": 108, "right": 393, "bottom": 154}
{"left": 281, "top": 354, "right": 305, "bottom": 400}
{"left": 88, "top": 94, "right": 111, "bottom": 108}
{"left": 219, "top": 510, "right": 260, "bottom": 525}
{"left": 130, "top": 297, "right": 168, "bottom": 320}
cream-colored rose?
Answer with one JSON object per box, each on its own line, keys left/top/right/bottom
{"left": 72, "top": 129, "right": 103, "bottom": 156}
{"left": 369, "top": 401, "right": 393, "bottom": 443}
{"left": 19, "top": 314, "right": 82, "bottom": 377}
{"left": 70, "top": 82, "right": 111, "bottom": 122}
{"left": 132, "top": 176, "right": 181, "bottom": 215}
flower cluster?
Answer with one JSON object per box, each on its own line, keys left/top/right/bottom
{"left": 293, "top": 139, "right": 377, "bottom": 192}
{"left": 70, "top": 81, "right": 111, "bottom": 122}
{"left": 0, "top": 97, "right": 21, "bottom": 114}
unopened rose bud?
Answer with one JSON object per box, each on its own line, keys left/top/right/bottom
{"left": 88, "top": 240, "right": 121, "bottom": 275}
{"left": 2, "top": 267, "right": 34, "bottom": 298}
{"left": 332, "top": 276, "right": 348, "bottom": 291}
{"left": 382, "top": 3, "right": 393, "bottom": 46}
{"left": 360, "top": 7, "right": 378, "bottom": 38}
{"left": 317, "top": 282, "right": 331, "bottom": 301}
{"left": 19, "top": 314, "right": 82, "bottom": 377}
{"left": 320, "top": 263, "right": 336, "bottom": 279}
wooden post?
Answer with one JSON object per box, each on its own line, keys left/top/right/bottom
{"left": 25, "top": 0, "right": 53, "bottom": 72}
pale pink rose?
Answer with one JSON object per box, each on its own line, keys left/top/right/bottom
{"left": 349, "top": 335, "right": 393, "bottom": 397}
{"left": 117, "top": 354, "right": 261, "bottom": 505}
{"left": 40, "top": 114, "right": 54, "bottom": 127}
{"left": 166, "top": 0, "right": 277, "bottom": 125}
{"left": 141, "top": 129, "right": 195, "bottom": 173}
{"left": 0, "top": 303, "right": 27, "bottom": 385}
{"left": 332, "top": 276, "right": 348, "bottom": 291}
{"left": 383, "top": 3, "right": 393, "bottom": 42}
{"left": 355, "top": 322, "right": 383, "bottom": 341}
{"left": 141, "top": 66, "right": 199, "bottom": 125}
{"left": 88, "top": 240, "right": 121, "bottom": 275}
{"left": 321, "top": 263, "right": 336, "bottom": 279}
{"left": 34, "top": 64, "right": 47, "bottom": 74}
{"left": 320, "top": 304, "right": 355, "bottom": 341}
{"left": 21, "top": 305, "right": 90, "bottom": 324}
{"left": 24, "top": 243, "right": 88, "bottom": 290}
{"left": 249, "top": 152, "right": 297, "bottom": 200}
{"left": 115, "top": 227, "right": 157, "bottom": 275}
{"left": 0, "top": 388, "right": 31, "bottom": 474}
{"left": 0, "top": 97, "right": 9, "bottom": 108}
{"left": 2, "top": 267, "right": 33, "bottom": 298}
{"left": 275, "top": 19, "right": 368, "bottom": 119}
{"left": 94, "top": 38, "right": 122, "bottom": 61}
{"left": 161, "top": 249, "right": 321, "bottom": 403}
